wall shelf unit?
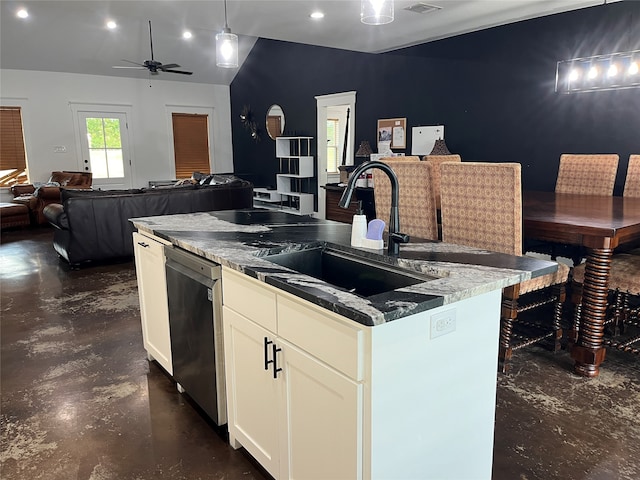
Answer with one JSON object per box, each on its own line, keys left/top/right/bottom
{"left": 254, "top": 136, "right": 315, "bottom": 215}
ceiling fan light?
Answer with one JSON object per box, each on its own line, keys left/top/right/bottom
{"left": 361, "top": 0, "right": 394, "bottom": 25}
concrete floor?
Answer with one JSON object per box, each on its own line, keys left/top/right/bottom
{"left": 1, "top": 227, "right": 639, "bottom": 480}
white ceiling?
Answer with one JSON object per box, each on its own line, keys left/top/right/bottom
{"left": 0, "top": 0, "right": 613, "bottom": 85}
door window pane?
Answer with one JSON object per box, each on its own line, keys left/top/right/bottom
{"left": 327, "top": 119, "right": 339, "bottom": 173}
{"left": 85, "top": 117, "right": 123, "bottom": 179}
{"left": 89, "top": 149, "right": 108, "bottom": 178}
{"left": 107, "top": 149, "right": 124, "bottom": 177}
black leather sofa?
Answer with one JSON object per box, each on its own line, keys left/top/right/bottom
{"left": 43, "top": 180, "right": 253, "bottom": 267}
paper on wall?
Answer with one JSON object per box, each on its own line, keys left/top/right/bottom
{"left": 411, "top": 125, "right": 444, "bottom": 155}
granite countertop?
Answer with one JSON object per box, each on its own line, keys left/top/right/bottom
{"left": 131, "top": 209, "right": 558, "bottom": 327}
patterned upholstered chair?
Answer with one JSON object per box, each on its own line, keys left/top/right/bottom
{"left": 569, "top": 155, "right": 640, "bottom": 350}
{"left": 555, "top": 154, "right": 619, "bottom": 196}
{"left": 624, "top": 155, "right": 640, "bottom": 256}
{"left": 378, "top": 156, "right": 421, "bottom": 163}
{"left": 440, "top": 162, "right": 570, "bottom": 373}
{"left": 624, "top": 155, "right": 640, "bottom": 198}
{"left": 527, "top": 154, "right": 620, "bottom": 265}
{"left": 422, "top": 155, "right": 462, "bottom": 210}
{"left": 373, "top": 159, "right": 438, "bottom": 241}
{"left": 571, "top": 254, "right": 640, "bottom": 355}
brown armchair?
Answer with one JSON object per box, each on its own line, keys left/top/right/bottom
{"left": 11, "top": 171, "right": 92, "bottom": 224}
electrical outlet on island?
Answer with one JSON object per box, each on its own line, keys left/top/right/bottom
{"left": 430, "top": 309, "right": 456, "bottom": 339}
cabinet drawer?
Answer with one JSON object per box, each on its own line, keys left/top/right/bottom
{"left": 222, "top": 268, "right": 277, "bottom": 333}
{"left": 135, "top": 230, "right": 172, "bottom": 245}
{"left": 277, "top": 295, "right": 366, "bottom": 381}
{"left": 133, "top": 231, "right": 168, "bottom": 258}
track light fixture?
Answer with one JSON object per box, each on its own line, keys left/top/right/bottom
{"left": 556, "top": 50, "right": 640, "bottom": 93}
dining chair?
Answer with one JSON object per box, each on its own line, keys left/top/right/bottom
{"left": 624, "top": 154, "right": 640, "bottom": 198}
{"left": 624, "top": 155, "right": 640, "bottom": 256}
{"left": 440, "top": 162, "right": 570, "bottom": 373}
{"left": 527, "top": 154, "right": 620, "bottom": 264}
{"left": 570, "top": 254, "right": 640, "bottom": 355}
{"left": 379, "top": 155, "right": 421, "bottom": 162}
{"left": 555, "top": 153, "right": 619, "bottom": 196}
{"left": 373, "top": 159, "right": 439, "bottom": 241}
{"left": 422, "top": 154, "right": 462, "bottom": 210}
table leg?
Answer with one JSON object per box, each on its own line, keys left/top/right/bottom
{"left": 570, "top": 247, "right": 611, "bottom": 377}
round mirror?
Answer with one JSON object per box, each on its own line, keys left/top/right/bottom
{"left": 266, "top": 104, "right": 285, "bottom": 140}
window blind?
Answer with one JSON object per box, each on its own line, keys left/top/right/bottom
{"left": 0, "top": 106, "right": 27, "bottom": 171}
{"left": 172, "top": 113, "right": 210, "bottom": 179}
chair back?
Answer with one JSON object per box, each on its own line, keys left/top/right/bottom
{"left": 422, "top": 154, "right": 462, "bottom": 209}
{"left": 555, "top": 154, "right": 619, "bottom": 196}
{"left": 624, "top": 155, "right": 640, "bottom": 198}
{"left": 440, "top": 162, "right": 522, "bottom": 256}
{"left": 373, "top": 159, "right": 438, "bottom": 241}
{"left": 378, "top": 156, "right": 420, "bottom": 163}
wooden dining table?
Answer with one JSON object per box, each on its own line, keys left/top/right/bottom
{"left": 523, "top": 191, "right": 640, "bottom": 377}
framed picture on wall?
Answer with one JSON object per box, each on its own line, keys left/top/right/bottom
{"left": 377, "top": 117, "right": 406, "bottom": 150}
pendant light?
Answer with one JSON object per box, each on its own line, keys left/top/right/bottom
{"left": 361, "top": 0, "right": 394, "bottom": 25}
{"left": 216, "top": 0, "right": 238, "bottom": 68}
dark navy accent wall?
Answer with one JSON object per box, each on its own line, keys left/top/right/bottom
{"left": 231, "top": 1, "right": 640, "bottom": 193}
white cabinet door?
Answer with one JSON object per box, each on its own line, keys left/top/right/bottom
{"left": 281, "top": 340, "right": 363, "bottom": 480}
{"left": 223, "top": 306, "right": 280, "bottom": 478}
{"left": 222, "top": 269, "right": 365, "bottom": 479}
{"left": 133, "top": 232, "right": 172, "bottom": 374}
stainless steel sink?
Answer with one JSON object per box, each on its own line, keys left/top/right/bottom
{"left": 263, "top": 245, "right": 435, "bottom": 297}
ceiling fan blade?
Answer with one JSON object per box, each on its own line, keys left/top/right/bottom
{"left": 163, "top": 69, "right": 193, "bottom": 75}
{"left": 113, "top": 66, "right": 147, "bottom": 70}
{"left": 159, "top": 63, "right": 180, "bottom": 70}
{"left": 121, "top": 59, "right": 145, "bottom": 67}
{"left": 148, "top": 20, "right": 155, "bottom": 62}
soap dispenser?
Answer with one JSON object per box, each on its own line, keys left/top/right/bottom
{"left": 350, "top": 201, "right": 367, "bottom": 247}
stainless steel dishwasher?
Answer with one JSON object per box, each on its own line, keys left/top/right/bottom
{"left": 164, "top": 246, "right": 227, "bottom": 426}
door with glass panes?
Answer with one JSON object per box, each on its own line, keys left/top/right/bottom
{"left": 77, "top": 111, "right": 132, "bottom": 189}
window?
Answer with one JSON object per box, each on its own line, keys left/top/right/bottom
{"left": 327, "top": 118, "right": 339, "bottom": 174}
{"left": 84, "top": 117, "right": 124, "bottom": 179}
{"left": 0, "top": 106, "right": 28, "bottom": 186}
{"left": 172, "top": 113, "right": 210, "bottom": 179}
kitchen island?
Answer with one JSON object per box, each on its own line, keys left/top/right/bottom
{"left": 131, "top": 209, "right": 557, "bottom": 480}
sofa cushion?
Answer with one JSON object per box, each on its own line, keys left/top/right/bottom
{"left": 50, "top": 171, "right": 92, "bottom": 188}
{"left": 61, "top": 188, "right": 145, "bottom": 202}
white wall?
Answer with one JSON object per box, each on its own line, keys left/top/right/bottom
{"left": 0, "top": 69, "right": 233, "bottom": 188}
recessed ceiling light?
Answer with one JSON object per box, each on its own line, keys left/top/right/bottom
{"left": 16, "top": 9, "right": 29, "bottom": 19}
{"left": 310, "top": 11, "right": 324, "bottom": 20}
{"left": 106, "top": 20, "right": 117, "bottom": 29}
{"left": 183, "top": 31, "right": 193, "bottom": 39}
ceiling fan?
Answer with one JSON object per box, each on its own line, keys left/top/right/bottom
{"left": 113, "top": 20, "right": 193, "bottom": 75}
